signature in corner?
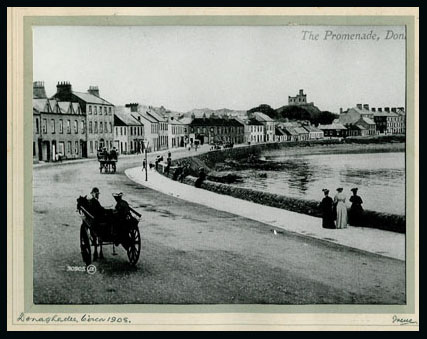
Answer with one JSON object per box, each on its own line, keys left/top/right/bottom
{"left": 392, "top": 315, "right": 418, "bottom": 325}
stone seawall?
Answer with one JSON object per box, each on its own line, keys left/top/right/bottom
{"left": 159, "top": 137, "right": 406, "bottom": 233}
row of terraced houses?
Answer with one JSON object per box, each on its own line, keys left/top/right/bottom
{"left": 33, "top": 82, "right": 406, "bottom": 162}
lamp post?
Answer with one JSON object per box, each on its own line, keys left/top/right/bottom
{"left": 143, "top": 139, "right": 149, "bottom": 181}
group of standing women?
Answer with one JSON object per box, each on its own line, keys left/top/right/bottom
{"left": 319, "top": 187, "right": 364, "bottom": 229}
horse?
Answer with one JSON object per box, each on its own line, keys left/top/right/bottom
{"left": 76, "top": 195, "right": 106, "bottom": 261}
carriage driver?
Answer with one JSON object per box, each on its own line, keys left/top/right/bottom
{"left": 89, "top": 187, "right": 105, "bottom": 219}
{"left": 112, "top": 192, "right": 131, "bottom": 245}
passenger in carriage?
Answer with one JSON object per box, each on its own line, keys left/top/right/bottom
{"left": 101, "top": 147, "right": 109, "bottom": 160}
{"left": 112, "top": 192, "right": 131, "bottom": 245}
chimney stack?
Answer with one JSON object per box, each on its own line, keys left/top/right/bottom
{"left": 363, "top": 104, "right": 369, "bottom": 111}
{"left": 356, "top": 104, "right": 363, "bottom": 110}
{"left": 339, "top": 107, "right": 343, "bottom": 114}
{"left": 88, "top": 85, "right": 99, "bottom": 97}
{"left": 125, "top": 103, "right": 139, "bottom": 112}
{"left": 56, "top": 81, "right": 72, "bottom": 100}
{"left": 33, "top": 81, "right": 47, "bottom": 99}
{"left": 384, "top": 107, "right": 390, "bottom": 113}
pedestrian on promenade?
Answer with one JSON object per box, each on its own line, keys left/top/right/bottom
{"left": 349, "top": 187, "right": 364, "bottom": 226}
{"left": 165, "top": 155, "right": 172, "bottom": 176}
{"left": 334, "top": 187, "right": 348, "bottom": 229}
{"left": 195, "top": 167, "right": 206, "bottom": 188}
{"left": 319, "top": 189, "right": 335, "bottom": 229}
{"left": 142, "top": 158, "right": 146, "bottom": 172}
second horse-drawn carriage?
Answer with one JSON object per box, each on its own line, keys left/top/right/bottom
{"left": 97, "top": 149, "right": 118, "bottom": 173}
{"left": 77, "top": 195, "right": 142, "bottom": 266}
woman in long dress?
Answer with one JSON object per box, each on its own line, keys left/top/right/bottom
{"left": 349, "top": 187, "right": 364, "bottom": 226}
{"left": 319, "top": 189, "right": 335, "bottom": 229}
{"left": 334, "top": 187, "right": 348, "bottom": 229}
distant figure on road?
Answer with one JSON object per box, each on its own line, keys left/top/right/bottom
{"left": 142, "top": 158, "right": 146, "bottom": 172}
{"left": 319, "top": 189, "right": 335, "bottom": 229}
{"left": 165, "top": 155, "right": 172, "bottom": 176}
{"left": 334, "top": 187, "right": 348, "bottom": 229}
{"left": 349, "top": 187, "right": 364, "bottom": 226}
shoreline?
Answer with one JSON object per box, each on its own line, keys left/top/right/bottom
{"left": 261, "top": 142, "right": 405, "bottom": 158}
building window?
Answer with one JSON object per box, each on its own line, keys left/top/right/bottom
{"left": 104, "top": 107, "right": 107, "bottom": 115}
{"left": 51, "top": 119, "right": 55, "bottom": 133}
{"left": 99, "top": 106, "right": 102, "bottom": 114}
{"left": 124, "top": 127, "right": 126, "bottom": 136}
{"left": 95, "top": 141, "right": 98, "bottom": 151}
{"left": 90, "top": 141, "right": 93, "bottom": 153}
{"left": 58, "top": 142, "right": 65, "bottom": 155}
{"left": 67, "top": 141, "right": 72, "bottom": 154}
{"left": 89, "top": 121, "right": 93, "bottom": 134}
{"left": 94, "top": 106, "right": 97, "bottom": 115}
{"left": 81, "top": 120, "right": 85, "bottom": 133}
{"left": 120, "top": 127, "right": 123, "bottom": 136}
{"left": 94, "top": 122, "right": 98, "bottom": 133}
{"left": 109, "top": 122, "right": 112, "bottom": 133}
{"left": 42, "top": 119, "right": 47, "bottom": 134}
{"left": 100, "top": 122, "right": 103, "bottom": 133}
{"left": 35, "top": 118, "right": 39, "bottom": 134}
{"left": 67, "top": 120, "right": 71, "bottom": 134}
{"left": 88, "top": 105, "right": 92, "bottom": 114}
{"left": 75, "top": 141, "right": 79, "bottom": 154}
{"left": 109, "top": 107, "right": 112, "bottom": 115}
{"left": 74, "top": 120, "right": 78, "bottom": 133}
{"left": 58, "top": 119, "right": 63, "bottom": 134}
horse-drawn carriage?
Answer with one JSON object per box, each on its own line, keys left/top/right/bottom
{"left": 97, "top": 150, "right": 118, "bottom": 173}
{"left": 77, "top": 196, "right": 141, "bottom": 266}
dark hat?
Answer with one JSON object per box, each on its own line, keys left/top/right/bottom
{"left": 351, "top": 187, "right": 358, "bottom": 192}
{"left": 336, "top": 187, "right": 343, "bottom": 192}
{"left": 322, "top": 188, "right": 329, "bottom": 193}
{"left": 91, "top": 187, "right": 100, "bottom": 194}
{"left": 112, "top": 192, "right": 123, "bottom": 198}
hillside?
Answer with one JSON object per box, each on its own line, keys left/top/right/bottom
{"left": 247, "top": 104, "right": 338, "bottom": 125}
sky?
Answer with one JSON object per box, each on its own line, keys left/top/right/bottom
{"left": 33, "top": 25, "right": 406, "bottom": 113}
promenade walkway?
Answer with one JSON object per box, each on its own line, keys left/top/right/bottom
{"left": 125, "top": 165, "right": 405, "bottom": 261}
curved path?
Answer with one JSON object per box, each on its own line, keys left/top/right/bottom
{"left": 33, "top": 146, "right": 405, "bottom": 304}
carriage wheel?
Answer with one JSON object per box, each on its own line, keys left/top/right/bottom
{"left": 80, "top": 223, "right": 92, "bottom": 265}
{"left": 112, "top": 164, "right": 116, "bottom": 173}
{"left": 99, "top": 164, "right": 103, "bottom": 173}
{"left": 126, "top": 226, "right": 141, "bottom": 266}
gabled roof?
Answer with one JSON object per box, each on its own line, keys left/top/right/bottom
{"left": 254, "top": 112, "right": 275, "bottom": 122}
{"left": 294, "top": 127, "right": 309, "bottom": 134}
{"left": 275, "top": 127, "right": 287, "bottom": 136}
{"left": 282, "top": 126, "right": 299, "bottom": 136}
{"left": 373, "top": 111, "right": 399, "bottom": 117}
{"left": 72, "top": 91, "right": 113, "bottom": 105}
{"left": 351, "top": 124, "right": 366, "bottom": 130}
{"left": 33, "top": 98, "right": 49, "bottom": 113}
{"left": 303, "top": 125, "right": 322, "bottom": 132}
{"left": 58, "top": 101, "right": 71, "bottom": 113}
{"left": 350, "top": 107, "right": 374, "bottom": 115}
{"left": 146, "top": 109, "right": 167, "bottom": 122}
{"left": 114, "top": 110, "right": 143, "bottom": 126}
{"left": 359, "top": 117, "right": 376, "bottom": 125}
{"left": 190, "top": 117, "right": 244, "bottom": 127}
{"left": 318, "top": 123, "right": 347, "bottom": 130}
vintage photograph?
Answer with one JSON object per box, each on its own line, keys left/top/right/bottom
{"left": 31, "top": 23, "right": 407, "bottom": 306}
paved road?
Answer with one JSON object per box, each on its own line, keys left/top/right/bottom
{"left": 33, "top": 149, "right": 405, "bottom": 304}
